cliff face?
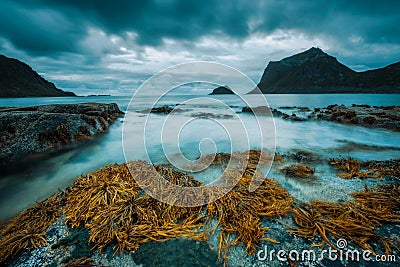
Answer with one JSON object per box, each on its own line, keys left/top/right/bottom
{"left": 0, "top": 55, "right": 75, "bottom": 97}
{"left": 251, "top": 47, "right": 400, "bottom": 93}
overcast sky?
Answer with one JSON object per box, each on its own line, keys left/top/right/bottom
{"left": 1, "top": 0, "right": 399, "bottom": 95}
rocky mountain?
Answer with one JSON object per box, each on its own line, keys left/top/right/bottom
{"left": 0, "top": 55, "right": 75, "bottom": 97}
{"left": 250, "top": 47, "right": 400, "bottom": 94}
{"left": 209, "top": 85, "right": 234, "bottom": 95}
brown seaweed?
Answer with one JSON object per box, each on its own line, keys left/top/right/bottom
{"left": 281, "top": 164, "right": 315, "bottom": 178}
{"left": 330, "top": 157, "right": 400, "bottom": 179}
{"left": 291, "top": 184, "right": 400, "bottom": 255}
{"left": 0, "top": 191, "right": 66, "bottom": 262}
{"left": 64, "top": 163, "right": 206, "bottom": 254}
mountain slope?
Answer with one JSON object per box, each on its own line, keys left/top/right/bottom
{"left": 251, "top": 47, "right": 400, "bottom": 93}
{"left": 0, "top": 55, "right": 75, "bottom": 97}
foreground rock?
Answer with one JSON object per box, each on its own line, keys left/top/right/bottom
{"left": 2, "top": 152, "right": 399, "bottom": 267}
{"left": 0, "top": 103, "right": 123, "bottom": 165}
{"left": 311, "top": 104, "right": 400, "bottom": 131}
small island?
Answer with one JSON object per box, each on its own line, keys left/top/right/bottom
{"left": 208, "top": 85, "right": 234, "bottom": 95}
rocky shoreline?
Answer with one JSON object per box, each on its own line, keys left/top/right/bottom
{"left": 310, "top": 104, "right": 400, "bottom": 131}
{"left": 0, "top": 103, "right": 124, "bottom": 165}
{"left": 1, "top": 149, "right": 398, "bottom": 267}
{"left": 242, "top": 104, "right": 400, "bottom": 131}
{"left": 0, "top": 102, "right": 399, "bottom": 267}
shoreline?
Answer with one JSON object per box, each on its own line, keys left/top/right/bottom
{"left": 240, "top": 104, "right": 400, "bottom": 132}
{"left": 0, "top": 102, "right": 399, "bottom": 266}
{"left": 1, "top": 149, "right": 399, "bottom": 266}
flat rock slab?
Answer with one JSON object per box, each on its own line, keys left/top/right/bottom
{"left": 0, "top": 103, "right": 124, "bottom": 165}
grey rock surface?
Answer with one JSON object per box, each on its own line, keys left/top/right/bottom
{"left": 0, "top": 102, "right": 123, "bottom": 165}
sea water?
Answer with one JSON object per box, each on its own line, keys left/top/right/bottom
{"left": 0, "top": 94, "right": 399, "bottom": 220}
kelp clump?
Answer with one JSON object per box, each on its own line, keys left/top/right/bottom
{"left": 64, "top": 162, "right": 206, "bottom": 254}
{"left": 0, "top": 150, "right": 294, "bottom": 264}
{"left": 192, "top": 150, "right": 295, "bottom": 258}
{"left": 0, "top": 191, "right": 66, "bottom": 262}
{"left": 281, "top": 164, "right": 315, "bottom": 178}
{"left": 291, "top": 184, "right": 400, "bottom": 255}
{"left": 330, "top": 157, "right": 400, "bottom": 179}
{"left": 63, "top": 150, "right": 294, "bottom": 260}
{"left": 206, "top": 176, "right": 294, "bottom": 259}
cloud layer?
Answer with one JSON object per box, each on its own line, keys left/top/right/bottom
{"left": 1, "top": 0, "right": 399, "bottom": 95}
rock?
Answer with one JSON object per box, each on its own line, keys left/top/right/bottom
{"left": 311, "top": 104, "right": 400, "bottom": 131}
{"left": 191, "top": 112, "right": 233, "bottom": 119}
{"left": 240, "top": 105, "right": 309, "bottom": 122}
{"left": 209, "top": 85, "right": 234, "bottom": 95}
{"left": 0, "top": 55, "right": 76, "bottom": 97}
{"left": 249, "top": 47, "right": 400, "bottom": 94}
{"left": 137, "top": 105, "right": 186, "bottom": 115}
{"left": 151, "top": 105, "right": 175, "bottom": 114}
{"left": 0, "top": 103, "right": 124, "bottom": 165}
{"left": 241, "top": 106, "right": 271, "bottom": 114}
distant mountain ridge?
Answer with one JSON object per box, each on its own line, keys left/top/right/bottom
{"left": 0, "top": 55, "right": 75, "bottom": 98}
{"left": 250, "top": 47, "right": 400, "bottom": 94}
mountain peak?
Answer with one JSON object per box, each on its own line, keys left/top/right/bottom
{"left": 279, "top": 47, "right": 331, "bottom": 66}
{"left": 252, "top": 47, "right": 400, "bottom": 94}
{"left": 307, "top": 47, "right": 324, "bottom": 53}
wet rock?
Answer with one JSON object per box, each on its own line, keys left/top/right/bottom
{"left": 138, "top": 105, "right": 185, "bottom": 115}
{"left": 310, "top": 105, "right": 400, "bottom": 131}
{"left": 241, "top": 106, "right": 283, "bottom": 117}
{"left": 286, "top": 150, "right": 320, "bottom": 163}
{"left": 191, "top": 112, "right": 233, "bottom": 119}
{"left": 0, "top": 103, "right": 124, "bottom": 165}
{"left": 51, "top": 226, "right": 91, "bottom": 264}
{"left": 242, "top": 106, "right": 309, "bottom": 121}
{"left": 132, "top": 238, "right": 221, "bottom": 267}
{"left": 241, "top": 106, "right": 272, "bottom": 115}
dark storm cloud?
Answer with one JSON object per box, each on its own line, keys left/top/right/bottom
{"left": 27, "top": 0, "right": 255, "bottom": 46}
{"left": 0, "top": 0, "right": 399, "bottom": 94}
{"left": 0, "top": 0, "right": 86, "bottom": 54}
{"left": 2, "top": 0, "right": 398, "bottom": 54}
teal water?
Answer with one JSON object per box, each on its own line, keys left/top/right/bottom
{"left": 0, "top": 94, "right": 399, "bottom": 220}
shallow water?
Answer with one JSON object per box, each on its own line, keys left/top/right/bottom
{"left": 0, "top": 94, "right": 400, "bottom": 220}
